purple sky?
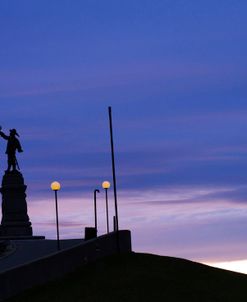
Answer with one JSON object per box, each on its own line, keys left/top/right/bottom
{"left": 1, "top": 1, "right": 247, "bottom": 268}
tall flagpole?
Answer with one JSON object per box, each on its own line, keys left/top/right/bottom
{"left": 108, "top": 106, "right": 119, "bottom": 232}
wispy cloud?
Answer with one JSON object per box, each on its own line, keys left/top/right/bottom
{"left": 26, "top": 185, "right": 247, "bottom": 263}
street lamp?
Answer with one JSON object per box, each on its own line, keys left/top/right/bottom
{"left": 51, "top": 181, "right": 61, "bottom": 251}
{"left": 102, "top": 181, "right": 111, "bottom": 233}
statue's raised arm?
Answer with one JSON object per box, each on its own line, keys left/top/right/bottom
{"left": 0, "top": 128, "right": 23, "bottom": 172}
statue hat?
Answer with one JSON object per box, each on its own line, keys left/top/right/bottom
{"left": 10, "top": 129, "right": 19, "bottom": 137}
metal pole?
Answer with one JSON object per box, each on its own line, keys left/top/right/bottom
{"left": 94, "top": 189, "right": 100, "bottom": 235}
{"left": 54, "top": 190, "right": 60, "bottom": 251}
{"left": 113, "top": 215, "right": 116, "bottom": 231}
{"left": 108, "top": 106, "right": 119, "bottom": 231}
{"left": 105, "top": 188, "right": 109, "bottom": 233}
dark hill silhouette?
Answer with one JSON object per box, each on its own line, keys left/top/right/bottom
{"left": 7, "top": 252, "right": 247, "bottom": 302}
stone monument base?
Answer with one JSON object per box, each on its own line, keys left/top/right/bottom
{"left": 0, "top": 170, "right": 44, "bottom": 239}
{"left": 0, "top": 235, "right": 45, "bottom": 240}
{"left": 0, "top": 224, "right": 32, "bottom": 237}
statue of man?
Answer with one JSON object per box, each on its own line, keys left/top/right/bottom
{"left": 0, "top": 127, "right": 23, "bottom": 172}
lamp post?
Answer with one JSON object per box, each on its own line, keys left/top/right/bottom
{"left": 51, "top": 181, "right": 61, "bottom": 251}
{"left": 108, "top": 107, "right": 119, "bottom": 231}
{"left": 102, "top": 181, "right": 111, "bottom": 233}
{"left": 94, "top": 189, "right": 100, "bottom": 235}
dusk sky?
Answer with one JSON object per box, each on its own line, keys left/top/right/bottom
{"left": 1, "top": 1, "right": 247, "bottom": 273}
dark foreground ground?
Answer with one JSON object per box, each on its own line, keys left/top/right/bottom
{"left": 6, "top": 252, "right": 247, "bottom": 302}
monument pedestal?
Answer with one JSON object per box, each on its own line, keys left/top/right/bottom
{"left": 0, "top": 171, "right": 33, "bottom": 237}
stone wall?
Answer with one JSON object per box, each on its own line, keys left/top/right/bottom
{"left": 0, "top": 230, "right": 132, "bottom": 301}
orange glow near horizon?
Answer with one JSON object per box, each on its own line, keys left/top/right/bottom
{"left": 205, "top": 260, "right": 247, "bottom": 275}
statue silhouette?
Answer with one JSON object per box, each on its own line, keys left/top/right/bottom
{"left": 0, "top": 127, "right": 23, "bottom": 172}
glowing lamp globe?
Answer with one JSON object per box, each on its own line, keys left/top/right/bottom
{"left": 102, "top": 181, "right": 111, "bottom": 189}
{"left": 51, "top": 181, "right": 61, "bottom": 191}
